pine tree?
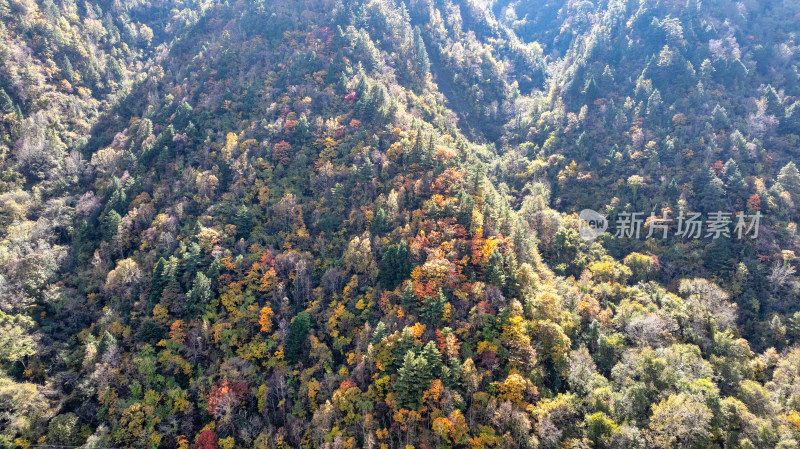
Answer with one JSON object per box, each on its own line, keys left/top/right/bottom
{"left": 371, "top": 321, "right": 388, "bottom": 344}
{"left": 371, "top": 207, "right": 387, "bottom": 235}
{"left": 378, "top": 241, "right": 411, "bottom": 289}
{"left": 102, "top": 210, "right": 122, "bottom": 241}
{"left": 721, "top": 159, "right": 747, "bottom": 199}
{"left": 647, "top": 89, "right": 663, "bottom": 118}
{"left": 582, "top": 74, "right": 600, "bottom": 104}
{"left": 391, "top": 326, "right": 417, "bottom": 370}
{"left": 355, "top": 74, "right": 369, "bottom": 98}
{"left": 576, "top": 131, "right": 590, "bottom": 159}
{"left": 604, "top": 99, "right": 617, "bottom": 128}
{"left": 711, "top": 104, "right": 729, "bottom": 128}
{"left": 395, "top": 350, "right": 432, "bottom": 409}
{"left": 457, "top": 190, "right": 475, "bottom": 227}
{"left": 666, "top": 178, "right": 679, "bottom": 199}
{"left": 503, "top": 251, "right": 520, "bottom": 298}
{"left": 485, "top": 249, "right": 506, "bottom": 287}
{"left": 159, "top": 256, "right": 182, "bottom": 306}
{"left": 400, "top": 280, "right": 417, "bottom": 312}
{"left": 0, "top": 88, "right": 13, "bottom": 113}
{"left": 355, "top": 86, "right": 373, "bottom": 119}
{"left": 704, "top": 237, "right": 733, "bottom": 275}
{"left": 423, "top": 135, "right": 435, "bottom": 170}
{"left": 601, "top": 65, "right": 615, "bottom": 89}
{"left": 186, "top": 272, "right": 212, "bottom": 314}
{"left": 327, "top": 50, "right": 348, "bottom": 85}
{"left": 699, "top": 168, "right": 726, "bottom": 212}
{"left": 421, "top": 340, "right": 443, "bottom": 379}
{"left": 61, "top": 56, "right": 74, "bottom": 83}
{"left": 286, "top": 311, "right": 312, "bottom": 364}
{"left": 730, "top": 59, "right": 748, "bottom": 85}
{"left": 173, "top": 101, "right": 193, "bottom": 130}
{"left": 105, "top": 186, "right": 127, "bottom": 216}
{"left": 149, "top": 258, "right": 169, "bottom": 305}
{"left": 763, "top": 85, "right": 784, "bottom": 118}
{"left": 409, "top": 128, "right": 425, "bottom": 168}
{"left": 420, "top": 289, "right": 446, "bottom": 327}
{"left": 778, "top": 162, "right": 800, "bottom": 198}
{"left": 233, "top": 205, "right": 253, "bottom": 239}
{"left": 471, "top": 163, "right": 485, "bottom": 192}
{"left": 206, "top": 258, "right": 222, "bottom": 289}
{"left": 183, "top": 242, "right": 201, "bottom": 285}
{"left": 412, "top": 26, "right": 429, "bottom": 75}
{"left": 784, "top": 102, "right": 800, "bottom": 134}
{"left": 296, "top": 113, "right": 311, "bottom": 142}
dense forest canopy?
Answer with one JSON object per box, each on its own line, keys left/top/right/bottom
{"left": 2, "top": 0, "right": 800, "bottom": 447}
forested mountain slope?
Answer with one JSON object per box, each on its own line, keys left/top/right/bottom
{"left": 2, "top": 0, "right": 800, "bottom": 448}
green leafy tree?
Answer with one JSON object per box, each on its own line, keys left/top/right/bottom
{"left": 0, "top": 311, "right": 36, "bottom": 365}
{"left": 46, "top": 413, "right": 81, "bottom": 446}
{"left": 647, "top": 393, "right": 712, "bottom": 448}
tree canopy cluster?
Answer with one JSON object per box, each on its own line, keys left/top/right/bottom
{"left": 2, "top": 0, "right": 800, "bottom": 448}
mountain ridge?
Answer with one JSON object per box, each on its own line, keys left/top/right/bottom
{"left": 2, "top": 0, "right": 800, "bottom": 448}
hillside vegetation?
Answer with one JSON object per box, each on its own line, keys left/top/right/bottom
{"left": 2, "top": 0, "right": 800, "bottom": 448}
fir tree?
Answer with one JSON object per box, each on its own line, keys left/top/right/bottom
{"left": 420, "top": 289, "right": 446, "bottom": 327}
{"left": 286, "top": 311, "right": 312, "bottom": 364}
{"left": 763, "top": 85, "right": 784, "bottom": 118}
{"left": 371, "top": 207, "right": 387, "bottom": 235}
{"left": 582, "top": 74, "right": 600, "bottom": 104}
{"left": 721, "top": 159, "right": 747, "bottom": 199}
{"left": 150, "top": 258, "right": 169, "bottom": 305}
{"left": 395, "top": 350, "right": 432, "bottom": 409}
{"left": 778, "top": 162, "right": 800, "bottom": 198}
{"left": 61, "top": 56, "right": 74, "bottom": 83}
{"left": 400, "top": 280, "right": 417, "bottom": 313}
{"left": 699, "top": 168, "right": 726, "bottom": 212}
{"left": 233, "top": 205, "right": 254, "bottom": 239}
{"left": 457, "top": 190, "right": 475, "bottom": 227}
{"left": 412, "top": 26, "right": 429, "bottom": 75}
{"left": 186, "top": 272, "right": 212, "bottom": 314}
{"left": 371, "top": 321, "right": 388, "bottom": 344}
{"left": 421, "top": 340, "right": 443, "bottom": 379}
{"left": 101, "top": 210, "right": 122, "bottom": 241}
{"left": 0, "top": 88, "right": 13, "bottom": 113}
{"left": 378, "top": 241, "right": 411, "bottom": 289}
{"left": 485, "top": 249, "right": 506, "bottom": 287}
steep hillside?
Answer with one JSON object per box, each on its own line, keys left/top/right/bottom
{"left": 3, "top": 0, "right": 800, "bottom": 448}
